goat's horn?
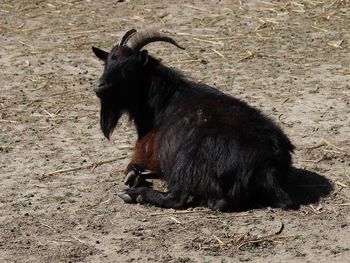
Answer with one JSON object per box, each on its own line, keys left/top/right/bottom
{"left": 120, "top": 29, "right": 137, "bottom": 46}
{"left": 127, "top": 31, "right": 185, "bottom": 51}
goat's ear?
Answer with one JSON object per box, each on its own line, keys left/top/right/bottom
{"left": 139, "top": 50, "right": 149, "bottom": 66}
{"left": 92, "top": 47, "right": 108, "bottom": 61}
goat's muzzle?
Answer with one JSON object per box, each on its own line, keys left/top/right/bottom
{"left": 94, "top": 80, "right": 107, "bottom": 98}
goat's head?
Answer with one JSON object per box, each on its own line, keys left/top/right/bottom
{"left": 92, "top": 29, "right": 184, "bottom": 139}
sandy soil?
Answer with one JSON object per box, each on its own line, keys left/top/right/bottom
{"left": 1, "top": 0, "right": 349, "bottom": 262}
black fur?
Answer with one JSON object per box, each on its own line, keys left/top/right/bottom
{"left": 92, "top": 35, "right": 296, "bottom": 211}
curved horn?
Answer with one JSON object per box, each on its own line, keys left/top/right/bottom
{"left": 120, "top": 29, "right": 137, "bottom": 46}
{"left": 126, "top": 31, "right": 185, "bottom": 51}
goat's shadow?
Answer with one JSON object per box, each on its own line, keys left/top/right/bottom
{"left": 284, "top": 167, "right": 333, "bottom": 206}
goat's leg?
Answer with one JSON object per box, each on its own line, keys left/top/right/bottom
{"left": 207, "top": 198, "right": 231, "bottom": 211}
{"left": 259, "top": 167, "right": 295, "bottom": 209}
{"left": 124, "top": 130, "right": 162, "bottom": 187}
{"left": 124, "top": 170, "right": 146, "bottom": 188}
{"left": 117, "top": 187, "right": 190, "bottom": 209}
{"left": 124, "top": 163, "right": 161, "bottom": 188}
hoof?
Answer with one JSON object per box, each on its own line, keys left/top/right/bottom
{"left": 117, "top": 191, "right": 135, "bottom": 203}
{"left": 124, "top": 170, "right": 138, "bottom": 186}
{"left": 124, "top": 170, "right": 153, "bottom": 188}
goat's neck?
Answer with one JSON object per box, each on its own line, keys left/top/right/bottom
{"left": 146, "top": 63, "right": 187, "bottom": 128}
{"left": 131, "top": 104, "right": 154, "bottom": 139}
{"left": 125, "top": 74, "right": 155, "bottom": 139}
{"left": 130, "top": 62, "right": 187, "bottom": 139}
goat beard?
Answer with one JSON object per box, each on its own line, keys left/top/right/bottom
{"left": 100, "top": 98, "right": 123, "bottom": 140}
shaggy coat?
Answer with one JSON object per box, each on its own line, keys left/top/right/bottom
{"left": 92, "top": 30, "right": 295, "bottom": 211}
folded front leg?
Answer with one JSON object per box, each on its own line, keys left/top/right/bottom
{"left": 117, "top": 187, "right": 190, "bottom": 209}
{"left": 124, "top": 130, "right": 163, "bottom": 187}
{"left": 124, "top": 169, "right": 159, "bottom": 188}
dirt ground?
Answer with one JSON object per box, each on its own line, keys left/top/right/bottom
{"left": 1, "top": 0, "right": 349, "bottom": 262}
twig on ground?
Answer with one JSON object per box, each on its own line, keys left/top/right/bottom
{"left": 71, "top": 235, "right": 85, "bottom": 244}
{"left": 213, "top": 234, "right": 225, "bottom": 246}
{"left": 238, "top": 51, "right": 255, "bottom": 62}
{"left": 41, "top": 158, "right": 122, "bottom": 178}
{"left": 193, "top": 37, "right": 223, "bottom": 45}
{"left": 235, "top": 234, "right": 298, "bottom": 250}
{"left": 40, "top": 222, "right": 57, "bottom": 233}
{"left": 335, "top": 181, "right": 347, "bottom": 188}
{"left": 149, "top": 209, "right": 211, "bottom": 216}
{"left": 211, "top": 48, "right": 225, "bottom": 58}
{"left": 169, "top": 217, "right": 183, "bottom": 224}
{"left": 334, "top": 203, "right": 350, "bottom": 206}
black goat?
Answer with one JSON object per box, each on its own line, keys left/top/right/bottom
{"left": 92, "top": 29, "right": 296, "bottom": 211}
